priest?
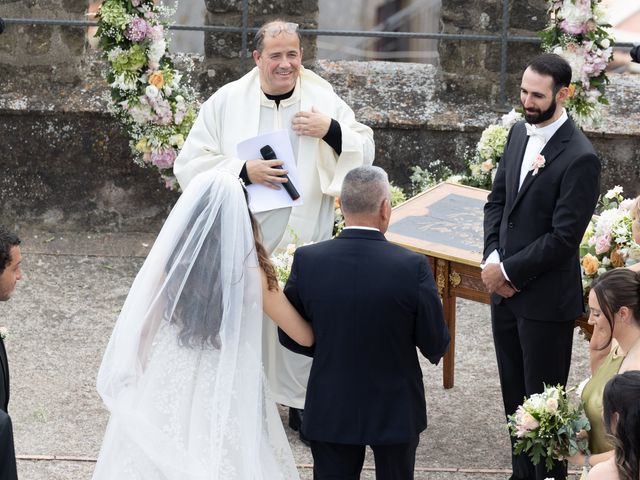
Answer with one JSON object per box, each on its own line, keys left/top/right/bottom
{"left": 174, "top": 19, "right": 374, "bottom": 443}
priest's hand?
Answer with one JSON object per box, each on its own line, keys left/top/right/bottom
{"left": 481, "top": 263, "right": 507, "bottom": 293}
{"left": 246, "top": 159, "right": 289, "bottom": 190}
{"left": 292, "top": 107, "right": 331, "bottom": 138}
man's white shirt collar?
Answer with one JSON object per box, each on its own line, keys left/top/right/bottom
{"left": 343, "top": 226, "right": 381, "bottom": 232}
{"left": 526, "top": 108, "right": 568, "bottom": 144}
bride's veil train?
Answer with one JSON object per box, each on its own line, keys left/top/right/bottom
{"left": 92, "top": 170, "right": 299, "bottom": 479}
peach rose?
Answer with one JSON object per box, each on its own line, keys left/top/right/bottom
{"left": 148, "top": 71, "right": 165, "bottom": 89}
{"left": 480, "top": 159, "right": 494, "bottom": 173}
{"left": 582, "top": 253, "right": 599, "bottom": 276}
{"left": 611, "top": 247, "right": 625, "bottom": 268}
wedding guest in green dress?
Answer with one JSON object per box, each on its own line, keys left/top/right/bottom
{"left": 567, "top": 268, "right": 640, "bottom": 471}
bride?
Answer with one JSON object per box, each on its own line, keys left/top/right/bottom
{"left": 92, "top": 170, "right": 313, "bottom": 479}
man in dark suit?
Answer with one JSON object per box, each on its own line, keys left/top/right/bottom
{"left": 279, "top": 165, "right": 450, "bottom": 480}
{"left": 482, "top": 54, "right": 601, "bottom": 480}
{"left": 0, "top": 226, "right": 22, "bottom": 480}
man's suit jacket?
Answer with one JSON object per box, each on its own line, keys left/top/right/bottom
{"left": 279, "top": 229, "right": 450, "bottom": 445}
{"left": 483, "top": 116, "right": 601, "bottom": 322}
{"left": 0, "top": 339, "right": 9, "bottom": 413}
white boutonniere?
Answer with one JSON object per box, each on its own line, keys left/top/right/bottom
{"left": 530, "top": 154, "right": 546, "bottom": 176}
{"left": 0, "top": 327, "right": 8, "bottom": 341}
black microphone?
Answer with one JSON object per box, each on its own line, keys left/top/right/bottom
{"left": 259, "top": 145, "right": 300, "bottom": 200}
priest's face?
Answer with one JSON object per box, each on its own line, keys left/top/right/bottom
{"left": 253, "top": 26, "right": 302, "bottom": 96}
{"left": 519, "top": 67, "right": 563, "bottom": 127}
{"left": 0, "top": 246, "right": 22, "bottom": 302}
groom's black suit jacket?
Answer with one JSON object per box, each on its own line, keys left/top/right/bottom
{"left": 483, "top": 116, "right": 600, "bottom": 322}
{"left": 279, "top": 229, "right": 450, "bottom": 445}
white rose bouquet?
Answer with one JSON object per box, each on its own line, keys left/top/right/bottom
{"left": 508, "top": 384, "right": 590, "bottom": 472}
{"left": 271, "top": 243, "right": 298, "bottom": 288}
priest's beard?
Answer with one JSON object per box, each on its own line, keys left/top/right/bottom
{"left": 522, "top": 97, "right": 557, "bottom": 125}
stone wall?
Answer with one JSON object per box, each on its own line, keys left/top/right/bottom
{"left": 1, "top": 1, "right": 639, "bottom": 232}
{"left": 0, "top": 0, "right": 90, "bottom": 90}
{"left": 1, "top": 54, "right": 639, "bottom": 232}
{"left": 438, "top": 0, "right": 547, "bottom": 105}
{"left": 200, "top": 0, "right": 319, "bottom": 89}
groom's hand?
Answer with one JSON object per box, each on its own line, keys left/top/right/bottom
{"left": 481, "top": 263, "right": 507, "bottom": 293}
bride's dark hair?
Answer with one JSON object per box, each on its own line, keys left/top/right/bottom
{"left": 166, "top": 182, "right": 279, "bottom": 348}
{"left": 241, "top": 185, "right": 278, "bottom": 291}
{"left": 165, "top": 199, "right": 224, "bottom": 349}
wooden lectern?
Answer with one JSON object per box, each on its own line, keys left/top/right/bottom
{"left": 386, "top": 182, "right": 590, "bottom": 389}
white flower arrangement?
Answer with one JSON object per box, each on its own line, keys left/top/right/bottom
{"left": 461, "top": 109, "right": 523, "bottom": 190}
{"left": 541, "top": 0, "right": 614, "bottom": 127}
{"left": 508, "top": 384, "right": 590, "bottom": 472}
{"left": 93, "top": 0, "right": 199, "bottom": 190}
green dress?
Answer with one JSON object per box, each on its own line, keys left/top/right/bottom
{"left": 581, "top": 346, "right": 624, "bottom": 454}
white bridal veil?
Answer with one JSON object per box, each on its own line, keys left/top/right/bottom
{"left": 93, "top": 170, "right": 299, "bottom": 480}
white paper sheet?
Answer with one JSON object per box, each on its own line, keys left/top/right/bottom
{"left": 237, "top": 130, "right": 304, "bottom": 213}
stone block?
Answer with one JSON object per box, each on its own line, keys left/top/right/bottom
{"left": 61, "top": 0, "right": 89, "bottom": 13}
{"left": 0, "top": 28, "right": 17, "bottom": 54}
{"left": 205, "top": 0, "right": 318, "bottom": 16}
{"left": 24, "top": 25, "right": 53, "bottom": 56}
{"left": 61, "top": 26, "right": 87, "bottom": 56}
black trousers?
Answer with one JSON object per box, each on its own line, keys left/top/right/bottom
{"left": 491, "top": 301, "right": 574, "bottom": 480}
{"left": 310, "top": 436, "right": 419, "bottom": 480}
{"left": 0, "top": 411, "right": 18, "bottom": 480}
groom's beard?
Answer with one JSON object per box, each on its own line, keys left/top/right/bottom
{"left": 522, "top": 97, "right": 557, "bottom": 125}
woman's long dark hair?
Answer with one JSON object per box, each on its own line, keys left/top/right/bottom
{"left": 602, "top": 371, "right": 640, "bottom": 480}
{"left": 241, "top": 184, "right": 278, "bottom": 291}
{"left": 591, "top": 268, "right": 640, "bottom": 349}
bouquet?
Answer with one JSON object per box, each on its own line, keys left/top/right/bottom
{"left": 271, "top": 243, "right": 298, "bottom": 288}
{"left": 508, "top": 384, "right": 590, "bottom": 471}
{"left": 580, "top": 186, "right": 639, "bottom": 294}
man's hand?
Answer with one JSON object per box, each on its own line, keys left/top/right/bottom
{"left": 481, "top": 263, "right": 507, "bottom": 293}
{"left": 494, "top": 282, "right": 516, "bottom": 298}
{"left": 292, "top": 106, "right": 331, "bottom": 138}
{"left": 245, "top": 159, "right": 289, "bottom": 189}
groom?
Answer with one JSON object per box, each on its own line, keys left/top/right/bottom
{"left": 482, "top": 54, "right": 601, "bottom": 480}
{"left": 279, "top": 166, "right": 450, "bottom": 480}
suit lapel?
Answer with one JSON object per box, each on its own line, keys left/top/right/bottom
{"left": 509, "top": 117, "right": 575, "bottom": 214}
{"left": 506, "top": 124, "right": 529, "bottom": 206}
{"left": 0, "top": 339, "right": 8, "bottom": 410}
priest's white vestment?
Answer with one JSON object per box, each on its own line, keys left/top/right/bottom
{"left": 174, "top": 65, "right": 375, "bottom": 407}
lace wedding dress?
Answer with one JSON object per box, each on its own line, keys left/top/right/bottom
{"left": 92, "top": 171, "right": 300, "bottom": 480}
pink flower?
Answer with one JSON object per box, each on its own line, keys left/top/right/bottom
{"left": 150, "top": 149, "right": 176, "bottom": 169}
{"left": 530, "top": 154, "right": 546, "bottom": 176}
{"left": 560, "top": 20, "right": 585, "bottom": 35}
{"left": 125, "top": 17, "right": 151, "bottom": 42}
{"left": 595, "top": 235, "right": 611, "bottom": 255}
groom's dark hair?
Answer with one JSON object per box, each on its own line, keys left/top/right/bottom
{"left": 340, "top": 166, "right": 389, "bottom": 216}
{"left": 526, "top": 53, "right": 572, "bottom": 93}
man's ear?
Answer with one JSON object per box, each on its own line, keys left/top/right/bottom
{"left": 556, "top": 85, "right": 570, "bottom": 104}
{"left": 380, "top": 198, "right": 391, "bottom": 222}
{"left": 252, "top": 50, "right": 261, "bottom": 65}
